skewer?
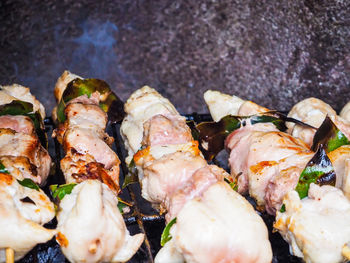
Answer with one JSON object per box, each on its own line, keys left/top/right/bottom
{"left": 5, "top": 248, "right": 14, "bottom": 263}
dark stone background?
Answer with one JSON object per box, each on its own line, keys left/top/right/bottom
{"left": 0, "top": 0, "right": 349, "bottom": 115}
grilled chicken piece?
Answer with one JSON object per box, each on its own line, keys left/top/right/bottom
{"left": 0, "top": 129, "right": 50, "bottom": 185}
{"left": 62, "top": 127, "right": 119, "bottom": 170}
{"left": 225, "top": 122, "right": 312, "bottom": 213}
{"left": 0, "top": 84, "right": 45, "bottom": 119}
{"left": 56, "top": 180, "right": 144, "bottom": 263}
{"left": 54, "top": 103, "right": 111, "bottom": 145}
{"left": 0, "top": 173, "right": 56, "bottom": 262}
{"left": 142, "top": 151, "right": 207, "bottom": 204}
{"left": 60, "top": 149, "right": 120, "bottom": 194}
{"left": 0, "top": 115, "right": 34, "bottom": 135}
{"left": 156, "top": 182, "right": 272, "bottom": 263}
{"left": 275, "top": 184, "right": 350, "bottom": 263}
{"left": 0, "top": 156, "right": 39, "bottom": 184}
{"left": 121, "top": 86, "right": 179, "bottom": 163}
{"left": 142, "top": 114, "right": 192, "bottom": 147}
{"left": 203, "top": 90, "right": 269, "bottom": 121}
{"left": 165, "top": 165, "right": 226, "bottom": 222}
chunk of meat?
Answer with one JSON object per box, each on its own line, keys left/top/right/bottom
{"left": 62, "top": 127, "right": 119, "bottom": 170}
{"left": 0, "top": 173, "right": 56, "bottom": 262}
{"left": 56, "top": 180, "right": 144, "bottom": 263}
{"left": 0, "top": 129, "right": 51, "bottom": 185}
{"left": 60, "top": 149, "right": 119, "bottom": 194}
{"left": 54, "top": 70, "right": 82, "bottom": 102}
{"left": 275, "top": 184, "right": 350, "bottom": 263}
{"left": 156, "top": 182, "right": 272, "bottom": 263}
{"left": 287, "top": 98, "right": 337, "bottom": 146}
{"left": 120, "top": 86, "right": 179, "bottom": 163}
{"left": 142, "top": 114, "right": 193, "bottom": 147}
{"left": 142, "top": 151, "right": 207, "bottom": 203}
{"left": 340, "top": 102, "right": 350, "bottom": 122}
{"left": 165, "top": 165, "right": 226, "bottom": 222}
{"left": 0, "top": 84, "right": 46, "bottom": 119}
{"left": 0, "top": 115, "right": 34, "bottom": 135}
{"left": 0, "top": 156, "right": 39, "bottom": 184}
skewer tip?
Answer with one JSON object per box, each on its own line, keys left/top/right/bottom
{"left": 5, "top": 248, "right": 14, "bottom": 263}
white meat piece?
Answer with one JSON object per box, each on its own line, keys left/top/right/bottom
{"left": 0, "top": 84, "right": 46, "bottom": 119}
{"left": 0, "top": 115, "right": 34, "bottom": 135}
{"left": 274, "top": 184, "right": 350, "bottom": 263}
{"left": 287, "top": 97, "right": 337, "bottom": 146}
{"left": 56, "top": 180, "right": 144, "bottom": 263}
{"left": 54, "top": 70, "right": 82, "bottom": 102}
{"left": 340, "top": 102, "right": 350, "bottom": 122}
{"left": 156, "top": 182, "right": 272, "bottom": 263}
{"left": 0, "top": 173, "right": 56, "bottom": 262}
{"left": 203, "top": 90, "right": 245, "bottom": 121}
{"left": 238, "top": 100, "right": 270, "bottom": 116}
{"left": 120, "top": 86, "right": 179, "bottom": 163}
{"left": 0, "top": 128, "right": 51, "bottom": 185}
{"left": 141, "top": 151, "right": 207, "bottom": 204}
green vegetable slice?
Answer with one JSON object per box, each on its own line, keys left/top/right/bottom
{"left": 312, "top": 116, "right": 350, "bottom": 153}
{"left": 122, "top": 158, "right": 139, "bottom": 188}
{"left": 50, "top": 183, "right": 77, "bottom": 200}
{"left": 161, "top": 217, "right": 177, "bottom": 246}
{"left": 56, "top": 78, "right": 125, "bottom": 123}
{"left": 295, "top": 145, "right": 336, "bottom": 200}
{"left": 0, "top": 161, "right": 9, "bottom": 174}
{"left": 17, "top": 178, "right": 40, "bottom": 191}
{"left": 0, "top": 100, "right": 47, "bottom": 148}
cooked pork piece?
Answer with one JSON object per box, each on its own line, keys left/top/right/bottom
{"left": 155, "top": 182, "right": 272, "bottom": 263}
{"left": 56, "top": 180, "right": 144, "bottom": 263}
{"left": 0, "top": 115, "right": 34, "bottom": 135}
{"left": 121, "top": 86, "right": 179, "bottom": 163}
{"left": 0, "top": 84, "right": 45, "bottom": 119}
{"left": 0, "top": 173, "right": 56, "bottom": 262}
{"left": 141, "top": 151, "right": 207, "bottom": 204}
{"left": 275, "top": 184, "right": 350, "bottom": 263}
{"left": 0, "top": 128, "right": 50, "bottom": 185}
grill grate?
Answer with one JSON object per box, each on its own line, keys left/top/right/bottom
{"left": 17, "top": 114, "right": 302, "bottom": 263}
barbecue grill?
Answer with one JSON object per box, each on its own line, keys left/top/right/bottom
{"left": 16, "top": 114, "right": 302, "bottom": 263}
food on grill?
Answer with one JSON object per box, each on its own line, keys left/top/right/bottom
{"left": 53, "top": 71, "right": 144, "bottom": 263}
{"left": 204, "top": 90, "right": 350, "bottom": 263}
{"left": 121, "top": 86, "right": 272, "bottom": 263}
{"left": 275, "top": 184, "right": 350, "bottom": 263}
{"left": 56, "top": 180, "right": 144, "bottom": 263}
{"left": 0, "top": 85, "right": 55, "bottom": 262}
{"left": 341, "top": 102, "right": 350, "bottom": 121}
